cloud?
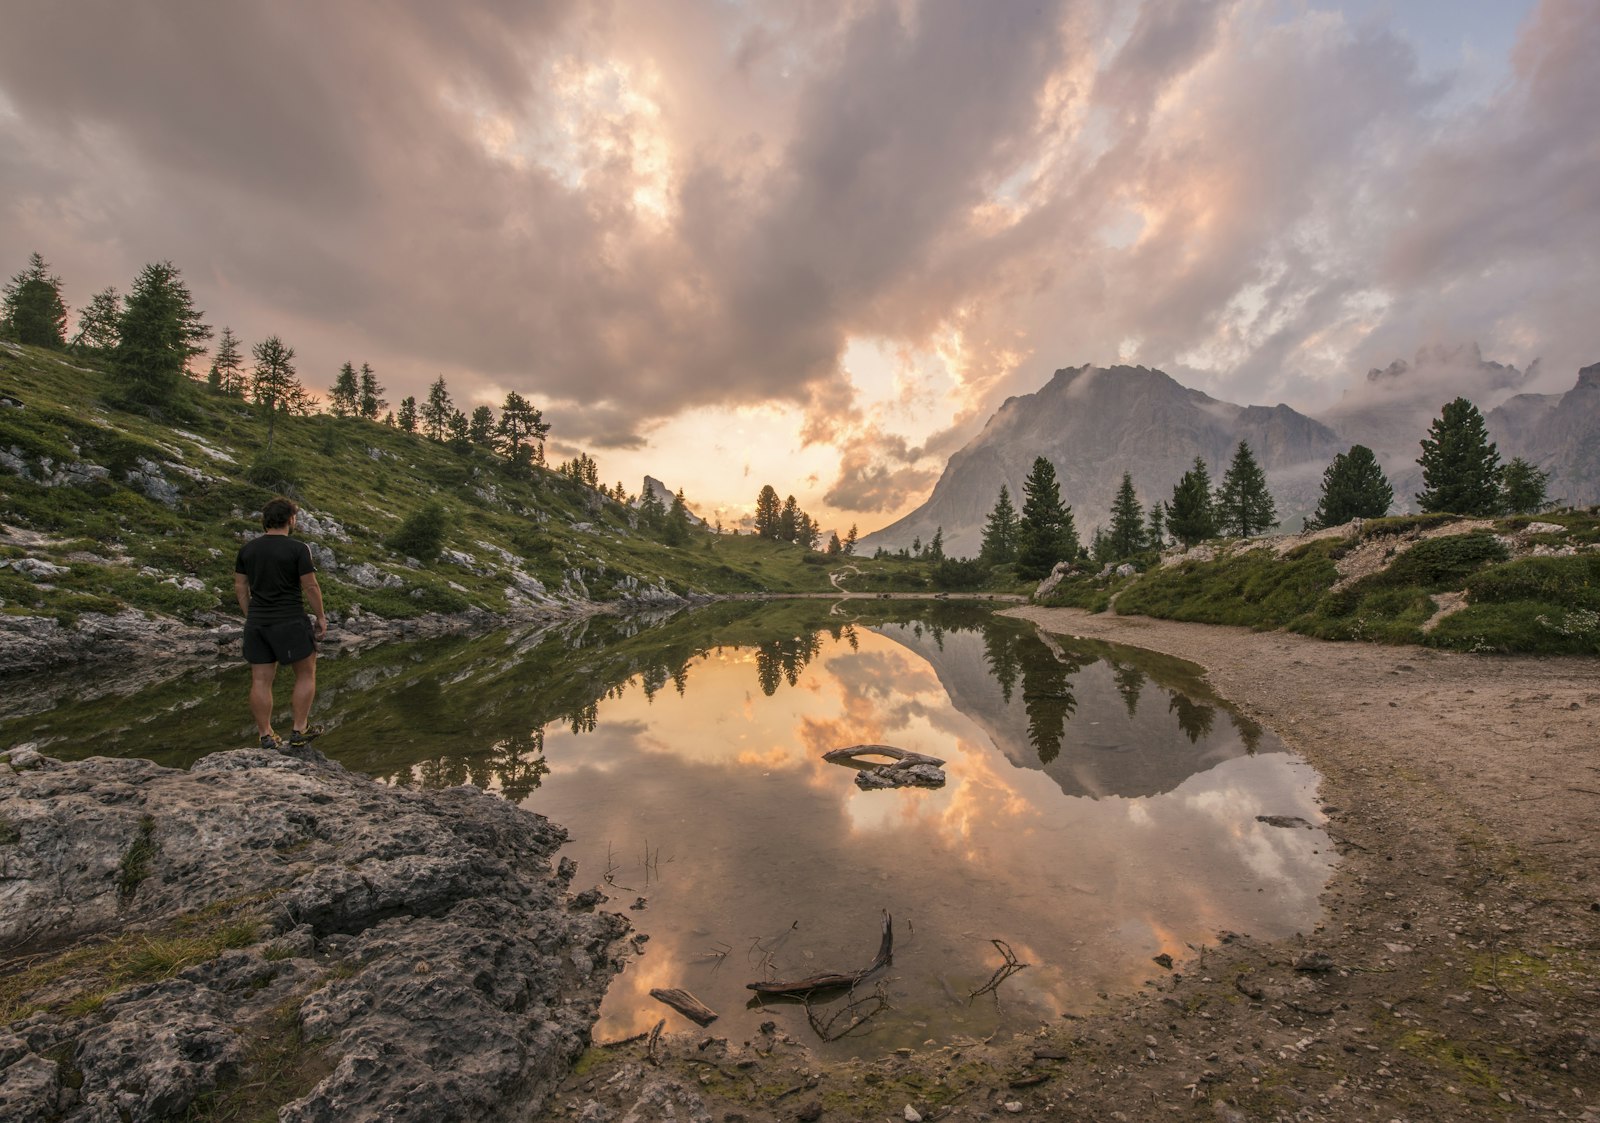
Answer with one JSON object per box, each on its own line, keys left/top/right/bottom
{"left": 0, "top": 0, "right": 1591, "bottom": 528}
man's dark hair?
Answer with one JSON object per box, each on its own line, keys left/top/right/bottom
{"left": 261, "top": 496, "right": 298, "bottom": 530}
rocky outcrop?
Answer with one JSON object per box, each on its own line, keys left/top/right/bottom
{"left": 0, "top": 744, "right": 629, "bottom": 1122}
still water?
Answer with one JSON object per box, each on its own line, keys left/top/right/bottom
{"left": 2, "top": 601, "right": 1332, "bottom": 1055}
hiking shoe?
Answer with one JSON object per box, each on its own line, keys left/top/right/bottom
{"left": 288, "top": 726, "right": 323, "bottom": 748}
{"left": 259, "top": 733, "right": 283, "bottom": 751}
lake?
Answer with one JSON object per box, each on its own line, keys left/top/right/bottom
{"left": 1, "top": 600, "right": 1333, "bottom": 1056}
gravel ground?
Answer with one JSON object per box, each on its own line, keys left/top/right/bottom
{"left": 536, "top": 609, "right": 1600, "bottom": 1123}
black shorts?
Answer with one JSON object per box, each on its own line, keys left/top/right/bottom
{"left": 243, "top": 617, "right": 317, "bottom": 665}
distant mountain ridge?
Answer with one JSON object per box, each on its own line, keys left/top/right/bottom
{"left": 862, "top": 357, "right": 1600, "bottom": 559}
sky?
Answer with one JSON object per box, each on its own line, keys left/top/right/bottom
{"left": 2, "top": 0, "right": 1594, "bottom": 536}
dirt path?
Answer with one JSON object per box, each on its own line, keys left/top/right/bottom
{"left": 536, "top": 610, "right": 1600, "bottom": 1123}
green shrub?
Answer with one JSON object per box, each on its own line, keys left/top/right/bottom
{"left": 386, "top": 501, "right": 450, "bottom": 562}
{"left": 1378, "top": 532, "right": 1509, "bottom": 589}
{"left": 1465, "top": 554, "right": 1600, "bottom": 609}
{"left": 1425, "top": 600, "right": 1600, "bottom": 655}
{"left": 1360, "top": 514, "right": 1461, "bottom": 539}
{"left": 1114, "top": 544, "right": 1338, "bottom": 629}
{"left": 930, "top": 557, "right": 990, "bottom": 590}
{"left": 1296, "top": 585, "right": 1434, "bottom": 644}
{"left": 244, "top": 449, "right": 303, "bottom": 493}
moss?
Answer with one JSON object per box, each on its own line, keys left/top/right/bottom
{"left": 117, "top": 814, "right": 159, "bottom": 901}
{"left": 1394, "top": 1029, "right": 1506, "bottom": 1091}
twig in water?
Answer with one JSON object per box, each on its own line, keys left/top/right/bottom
{"left": 804, "top": 981, "right": 891, "bottom": 1042}
{"left": 646, "top": 1018, "right": 665, "bottom": 1065}
{"left": 969, "top": 939, "right": 1029, "bottom": 1005}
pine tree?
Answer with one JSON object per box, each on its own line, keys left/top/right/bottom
{"left": 115, "top": 261, "right": 211, "bottom": 406}
{"left": 1214, "top": 442, "right": 1277, "bottom": 537}
{"left": 1147, "top": 500, "right": 1166, "bottom": 549}
{"left": 1500, "top": 457, "right": 1550, "bottom": 515}
{"left": 397, "top": 396, "right": 418, "bottom": 432}
{"left": 329, "top": 361, "right": 360, "bottom": 417}
{"left": 926, "top": 526, "right": 945, "bottom": 561}
{"left": 1309, "top": 445, "right": 1393, "bottom": 528}
{"left": 843, "top": 524, "right": 858, "bottom": 556}
{"left": 779, "top": 495, "right": 801, "bottom": 543}
{"left": 826, "top": 533, "right": 842, "bottom": 556}
{"left": 1107, "top": 472, "right": 1146, "bottom": 559}
{"left": 446, "top": 409, "right": 471, "bottom": 451}
{"left": 1, "top": 252, "right": 69, "bottom": 348}
{"left": 1167, "top": 458, "right": 1216, "bottom": 547}
{"left": 421, "top": 375, "right": 454, "bottom": 441}
{"left": 1416, "top": 398, "right": 1502, "bottom": 515}
{"left": 71, "top": 287, "right": 121, "bottom": 352}
{"left": 468, "top": 405, "right": 496, "bottom": 448}
{"left": 494, "top": 392, "right": 549, "bottom": 462}
{"left": 207, "top": 327, "right": 245, "bottom": 394}
{"left": 638, "top": 485, "right": 666, "bottom": 528}
{"left": 357, "top": 363, "right": 385, "bottom": 420}
{"left": 664, "top": 489, "right": 692, "bottom": 546}
{"left": 980, "top": 484, "right": 1019, "bottom": 563}
{"left": 754, "top": 486, "right": 782, "bottom": 539}
{"left": 1016, "top": 456, "right": 1079, "bottom": 580}
{"left": 250, "top": 335, "right": 301, "bottom": 452}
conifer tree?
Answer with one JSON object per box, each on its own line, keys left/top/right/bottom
{"left": 1016, "top": 456, "right": 1079, "bottom": 580}
{"left": 250, "top": 335, "right": 301, "bottom": 452}
{"left": 1, "top": 252, "right": 68, "bottom": 348}
{"left": 1500, "top": 457, "right": 1550, "bottom": 515}
{"left": 1147, "top": 500, "right": 1166, "bottom": 550}
{"left": 980, "top": 484, "right": 1019, "bottom": 563}
{"left": 397, "top": 396, "right": 418, "bottom": 432}
{"left": 1107, "top": 472, "right": 1147, "bottom": 559}
{"left": 664, "top": 489, "right": 692, "bottom": 546}
{"left": 329, "top": 361, "right": 360, "bottom": 417}
{"left": 1417, "top": 398, "right": 1502, "bottom": 515}
{"left": 843, "top": 524, "right": 858, "bottom": 555}
{"left": 72, "top": 287, "right": 121, "bottom": 352}
{"left": 115, "top": 261, "right": 211, "bottom": 406}
{"left": 1167, "top": 457, "right": 1216, "bottom": 547}
{"left": 468, "top": 405, "right": 496, "bottom": 447}
{"left": 1309, "top": 445, "right": 1392, "bottom": 528}
{"left": 446, "top": 409, "right": 470, "bottom": 451}
{"left": 421, "top": 375, "right": 454, "bottom": 441}
{"left": 357, "top": 363, "right": 385, "bottom": 420}
{"left": 779, "top": 495, "right": 801, "bottom": 543}
{"left": 826, "top": 533, "right": 842, "bottom": 556}
{"left": 926, "top": 526, "right": 945, "bottom": 561}
{"left": 207, "top": 326, "right": 245, "bottom": 394}
{"left": 1214, "top": 442, "right": 1277, "bottom": 537}
{"left": 638, "top": 485, "right": 666, "bottom": 528}
{"left": 754, "top": 486, "right": 782, "bottom": 539}
{"left": 494, "top": 391, "right": 549, "bottom": 462}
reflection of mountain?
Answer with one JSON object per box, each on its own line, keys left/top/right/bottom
{"left": 877, "top": 621, "right": 1283, "bottom": 800}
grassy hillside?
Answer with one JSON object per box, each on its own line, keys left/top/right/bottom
{"left": 1039, "top": 512, "right": 1600, "bottom": 654}
{"left": 0, "top": 342, "right": 929, "bottom": 627}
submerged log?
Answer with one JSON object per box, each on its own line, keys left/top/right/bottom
{"left": 747, "top": 912, "right": 894, "bottom": 997}
{"left": 823, "top": 745, "right": 947, "bottom": 791}
{"left": 649, "top": 987, "right": 719, "bottom": 1026}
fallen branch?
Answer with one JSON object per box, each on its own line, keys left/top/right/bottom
{"left": 805, "top": 981, "right": 891, "bottom": 1042}
{"left": 748, "top": 912, "right": 893, "bottom": 997}
{"left": 823, "top": 745, "right": 947, "bottom": 791}
{"left": 650, "top": 987, "right": 719, "bottom": 1026}
{"left": 968, "top": 939, "right": 1028, "bottom": 1004}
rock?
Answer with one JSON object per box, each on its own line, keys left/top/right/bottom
{"left": 797, "top": 1100, "right": 823, "bottom": 1121}
{"left": 126, "top": 458, "right": 181, "bottom": 506}
{"left": 0, "top": 748, "right": 630, "bottom": 1122}
{"left": 1256, "top": 815, "right": 1314, "bottom": 830}
{"left": 1292, "top": 951, "right": 1338, "bottom": 973}
{"left": 1003, "top": 1102, "right": 1025, "bottom": 1113}
{"left": 904, "top": 1106, "right": 923, "bottom": 1122}
{"left": 855, "top": 762, "right": 946, "bottom": 790}
{"left": 8, "top": 557, "right": 69, "bottom": 580}
{"left": 1034, "top": 561, "right": 1075, "bottom": 599}
{"left": 1153, "top": 953, "right": 1174, "bottom": 970}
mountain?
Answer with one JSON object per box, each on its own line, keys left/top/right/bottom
{"left": 1485, "top": 362, "right": 1600, "bottom": 508}
{"left": 860, "top": 364, "right": 1343, "bottom": 559}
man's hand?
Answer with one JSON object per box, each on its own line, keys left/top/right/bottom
{"left": 314, "top": 614, "right": 327, "bottom": 640}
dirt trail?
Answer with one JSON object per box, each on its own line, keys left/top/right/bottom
{"left": 538, "top": 609, "right": 1600, "bottom": 1123}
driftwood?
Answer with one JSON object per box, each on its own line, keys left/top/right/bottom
{"left": 823, "top": 745, "right": 947, "bottom": 791}
{"left": 649, "top": 987, "right": 719, "bottom": 1026}
{"left": 747, "top": 912, "right": 894, "bottom": 997}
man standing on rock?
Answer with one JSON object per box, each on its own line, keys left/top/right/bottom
{"left": 234, "top": 496, "right": 326, "bottom": 750}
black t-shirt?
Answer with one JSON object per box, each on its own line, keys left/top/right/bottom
{"left": 235, "top": 534, "right": 314, "bottom": 625}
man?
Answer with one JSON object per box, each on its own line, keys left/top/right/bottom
{"left": 234, "top": 496, "right": 327, "bottom": 749}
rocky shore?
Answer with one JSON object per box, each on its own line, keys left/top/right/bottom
{"left": 0, "top": 743, "right": 630, "bottom": 1121}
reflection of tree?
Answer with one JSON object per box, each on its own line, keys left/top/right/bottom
{"left": 568, "top": 702, "right": 598, "bottom": 735}
{"left": 640, "top": 664, "right": 669, "bottom": 701}
{"left": 754, "top": 633, "right": 823, "bottom": 697}
{"left": 982, "top": 625, "right": 1021, "bottom": 705}
{"left": 671, "top": 664, "right": 689, "bottom": 696}
{"left": 1231, "top": 711, "right": 1263, "bottom": 754}
{"left": 1168, "top": 692, "right": 1216, "bottom": 744}
{"left": 1112, "top": 662, "right": 1145, "bottom": 718}
{"left": 842, "top": 625, "right": 860, "bottom": 652}
{"left": 1017, "top": 639, "right": 1089, "bottom": 766}
{"left": 491, "top": 728, "right": 551, "bottom": 803}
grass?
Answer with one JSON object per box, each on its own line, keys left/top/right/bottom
{"left": 1109, "top": 540, "right": 1340, "bottom": 629}
{"left": 117, "top": 814, "right": 159, "bottom": 901}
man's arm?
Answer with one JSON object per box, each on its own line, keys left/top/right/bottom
{"left": 301, "top": 573, "right": 327, "bottom": 639}
{"left": 234, "top": 573, "right": 251, "bottom": 616}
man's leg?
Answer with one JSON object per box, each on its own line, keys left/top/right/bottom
{"left": 250, "top": 663, "right": 278, "bottom": 735}
{"left": 289, "top": 652, "right": 317, "bottom": 734}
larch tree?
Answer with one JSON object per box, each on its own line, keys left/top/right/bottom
{"left": 1, "top": 252, "right": 68, "bottom": 348}
{"left": 1500, "top": 457, "right": 1551, "bottom": 515}
{"left": 1167, "top": 457, "right": 1216, "bottom": 547}
{"left": 1016, "top": 456, "right": 1079, "bottom": 580}
{"left": 980, "top": 484, "right": 1019, "bottom": 563}
{"left": 421, "top": 375, "right": 454, "bottom": 441}
{"left": 1214, "top": 442, "right": 1277, "bottom": 537}
{"left": 207, "top": 327, "right": 245, "bottom": 395}
{"left": 357, "top": 363, "right": 386, "bottom": 420}
{"left": 114, "top": 261, "right": 211, "bottom": 407}
{"left": 1309, "top": 444, "right": 1393, "bottom": 528}
{"left": 1106, "top": 472, "right": 1147, "bottom": 559}
{"left": 1416, "top": 397, "right": 1502, "bottom": 515}
{"left": 71, "top": 286, "right": 122, "bottom": 352}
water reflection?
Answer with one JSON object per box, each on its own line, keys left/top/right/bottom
{"left": 2, "top": 602, "right": 1332, "bottom": 1057}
